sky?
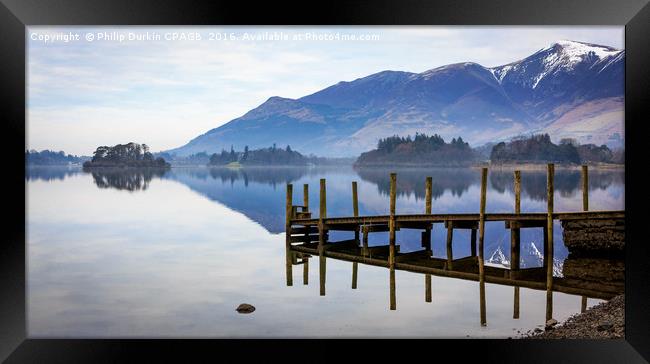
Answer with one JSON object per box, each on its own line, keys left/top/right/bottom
{"left": 27, "top": 26, "right": 624, "bottom": 156}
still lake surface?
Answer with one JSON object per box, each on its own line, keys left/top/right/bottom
{"left": 26, "top": 165, "right": 624, "bottom": 338}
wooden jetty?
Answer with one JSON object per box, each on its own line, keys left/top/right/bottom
{"left": 284, "top": 164, "right": 624, "bottom": 325}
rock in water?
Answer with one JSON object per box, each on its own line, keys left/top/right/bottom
{"left": 236, "top": 303, "right": 255, "bottom": 314}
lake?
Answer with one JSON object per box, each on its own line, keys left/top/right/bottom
{"left": 26, "top": 165, "right": 625, "bottom": 338}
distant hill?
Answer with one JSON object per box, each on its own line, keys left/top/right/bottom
{"left": 25, "top": 150, "right": 88, "bottom": 166}
{"left": 355, "top": 134, "right": 479, "bottom": 167}
{"left": 167, "top": 40, "right": 624, "bottom": 157}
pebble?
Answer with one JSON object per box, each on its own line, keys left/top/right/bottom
{"left": 236, "top": 303, "right": 256, "bottom": 314}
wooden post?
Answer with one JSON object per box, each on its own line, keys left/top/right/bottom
{"left": 512, "top": 170, "right": 521, "bottom": 319}
{"left": 303, "top": 184, "right": 309, "bottom": 212}
{"left": 303, "top": 257, "right": 309, "bottom": 285}
{"left": 320, "top": 178, "right": 327, "bottom": 220}
{"left": 389, "top": 173, "right": 397, "bottom": 310}
{"left": 445, "top": 223, "right": 454, "bottom": 269}
{"left": 352, "top": 181, "right": 359, "bottom": 217}
{"left": 352, "top": 181, "right": 359, "bottom": 241}
{"left": 423, "top": 176, "right": 433, "bottom": 250}
{"left": 319, "top": 178, "right": 327, "bottom": 296}
{"left": 425, "top": 274, "right": 432, "bottom": 303}
{"left": 362, "top": 226, "right": 369, "bottom": 256}
{"left": 514, "top": 286, "right": 520, "bottom": 319}
{"left": 546, "top": 163, "right": 555, "bottom": 321}
{"left": 319, "top": 255, "right": 326, "bottom": 296}
{"left": 511, "top": 170, "right": 521, "bottom": 270}
{"left": 478, "top": 167, "right": 488, "bottom": 326}
{"left": 580, "top": 165, "right": 588, "bottom": 308}
{"left": 351, "top": 181, "right": 360, "bottom": 286}
{"left": 425, "top": 176, "right": 432, "bottom": 214}
{"left": 582, "top": 165, "right": 589, "bottom": 212}
{"left": 285, "top": 184, "right": 293, "bottom": 286}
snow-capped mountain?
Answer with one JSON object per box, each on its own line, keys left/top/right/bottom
{"left": 524, "top": 241, "right": 564, "bottom": 277}
{"left": 168, "top": 40, "right": 624, "bottom": 157}
{"left": 486, "top": 245, "right": 510, "bottom": 267}
{"left": 485, "top": 241, "right": 564, "bottom": 277}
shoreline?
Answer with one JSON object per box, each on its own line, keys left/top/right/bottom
{"left": 522, "top": 294, "right": 624, "bottom": 339}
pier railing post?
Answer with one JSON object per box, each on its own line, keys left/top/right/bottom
{"left": 352, "top": 181, "right": 360, "bottom": 288}
{"left": 546, "top": 163, "right": 555, "bottom": 322}
{"left": 580, "top": 164, "right": 588, "bottom": 310}
{"left": 389, "top": 173, "right": 397, "bottom": 310}
{"left": 425, "top": 176, "right": 432, "bottom": 214}
{"left": 425, "top": 272, "right": 432, "bottom": 303}
{"left": 478, "top": 167, "right": 488, "bottom": 326}
{"left": 303, "top": 256, "right": 309, "bottom": 285}
{"left": 582, "top": 165, "right": 589, "bottom": 212}
{"left": 423, "top": 176, "right": 433, "bottom": 251}
{"left": 285, "top": 184, "right": 293, "bottom": 287}
{"left": 319, "top": 178, "right": 327, "bottom": 296}
{"left": 512, "top": 170, "right": 521, "bottom": 319}
{"left": 352, "top": 181, "right": 359, "bottom": 240}
{"left": 303, "top": 184, "right": 309, "bottom": 212}
{"left": 425, "top": 176, "right": 433, "bottom": 301}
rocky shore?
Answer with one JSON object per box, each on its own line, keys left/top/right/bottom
{"left": 523, "top": 294, "right": 624, "bottom": 339}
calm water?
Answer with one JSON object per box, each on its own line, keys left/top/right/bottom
{"left": 26, "top": 165, "right": 624, "bottom": 338}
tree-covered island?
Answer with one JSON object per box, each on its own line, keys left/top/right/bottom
{"left": 354, "top": 133, "right": 479, "bottom": 167}
{"left": 208, "top": 144, "right": 308, "bottom": 166}
{"left": 83, "top": 142, "right": 171, "bottom": 168}
{"left": 490, "top": 134, "right": 623, "bottom": 165}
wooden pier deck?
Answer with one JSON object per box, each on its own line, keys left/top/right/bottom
{"left": 284, "top": 164, "right": 625, "bottom": 325}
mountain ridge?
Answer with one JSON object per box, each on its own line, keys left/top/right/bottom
{"left": 167, "top": 40, "right": 624, "bottom": 157}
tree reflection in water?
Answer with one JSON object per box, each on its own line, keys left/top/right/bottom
{"left": 87, "top": 167, "right": 169, "bottom": 192}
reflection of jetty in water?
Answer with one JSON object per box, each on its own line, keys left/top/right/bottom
{"left": 87, "top": 167, "right": 169, "bottom": 192}
{"left": 284, "top": 165, "right": 624, "bottom": 326}
{"left": 285, "top": 243, "right": 623, "bottom": 325}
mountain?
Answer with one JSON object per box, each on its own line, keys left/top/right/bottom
{"left": 485, "top": 242, "right": 564, "bottom": 277}
{"left": 168, "top": 40, "right": 624, "bottom": 157}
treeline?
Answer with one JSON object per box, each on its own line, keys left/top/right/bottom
{"left": 25, "top": 150, "right": 88, "bottom": 165}
{"left": 208, "top": 144, "right": 308, "bottom": 166}
{"left": 355, "top": 133, "right": 479, "bottom": 167}
{"left": 490, "top": 134, "right": 623, "bottom": 164}
{"left": 83, "top": 142, "right": 170, "bottom": 168}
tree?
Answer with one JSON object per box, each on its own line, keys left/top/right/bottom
{"left": 241, "top": 146, "right": 249, "bottom": 162}
{"left": 229, "top": 145, "right": 236, "bottom": 162}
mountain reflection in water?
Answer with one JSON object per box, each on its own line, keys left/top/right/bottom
{"left": 26, "top": 165, "right": 625, "bottom": 337}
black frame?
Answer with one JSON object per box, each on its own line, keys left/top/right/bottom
{"left": 2, "top": 0, "right": 649, "bottom": 362}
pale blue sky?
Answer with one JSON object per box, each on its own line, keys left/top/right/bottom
{"left": 27, "top": 26, "right": 624, "bottom": 155}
